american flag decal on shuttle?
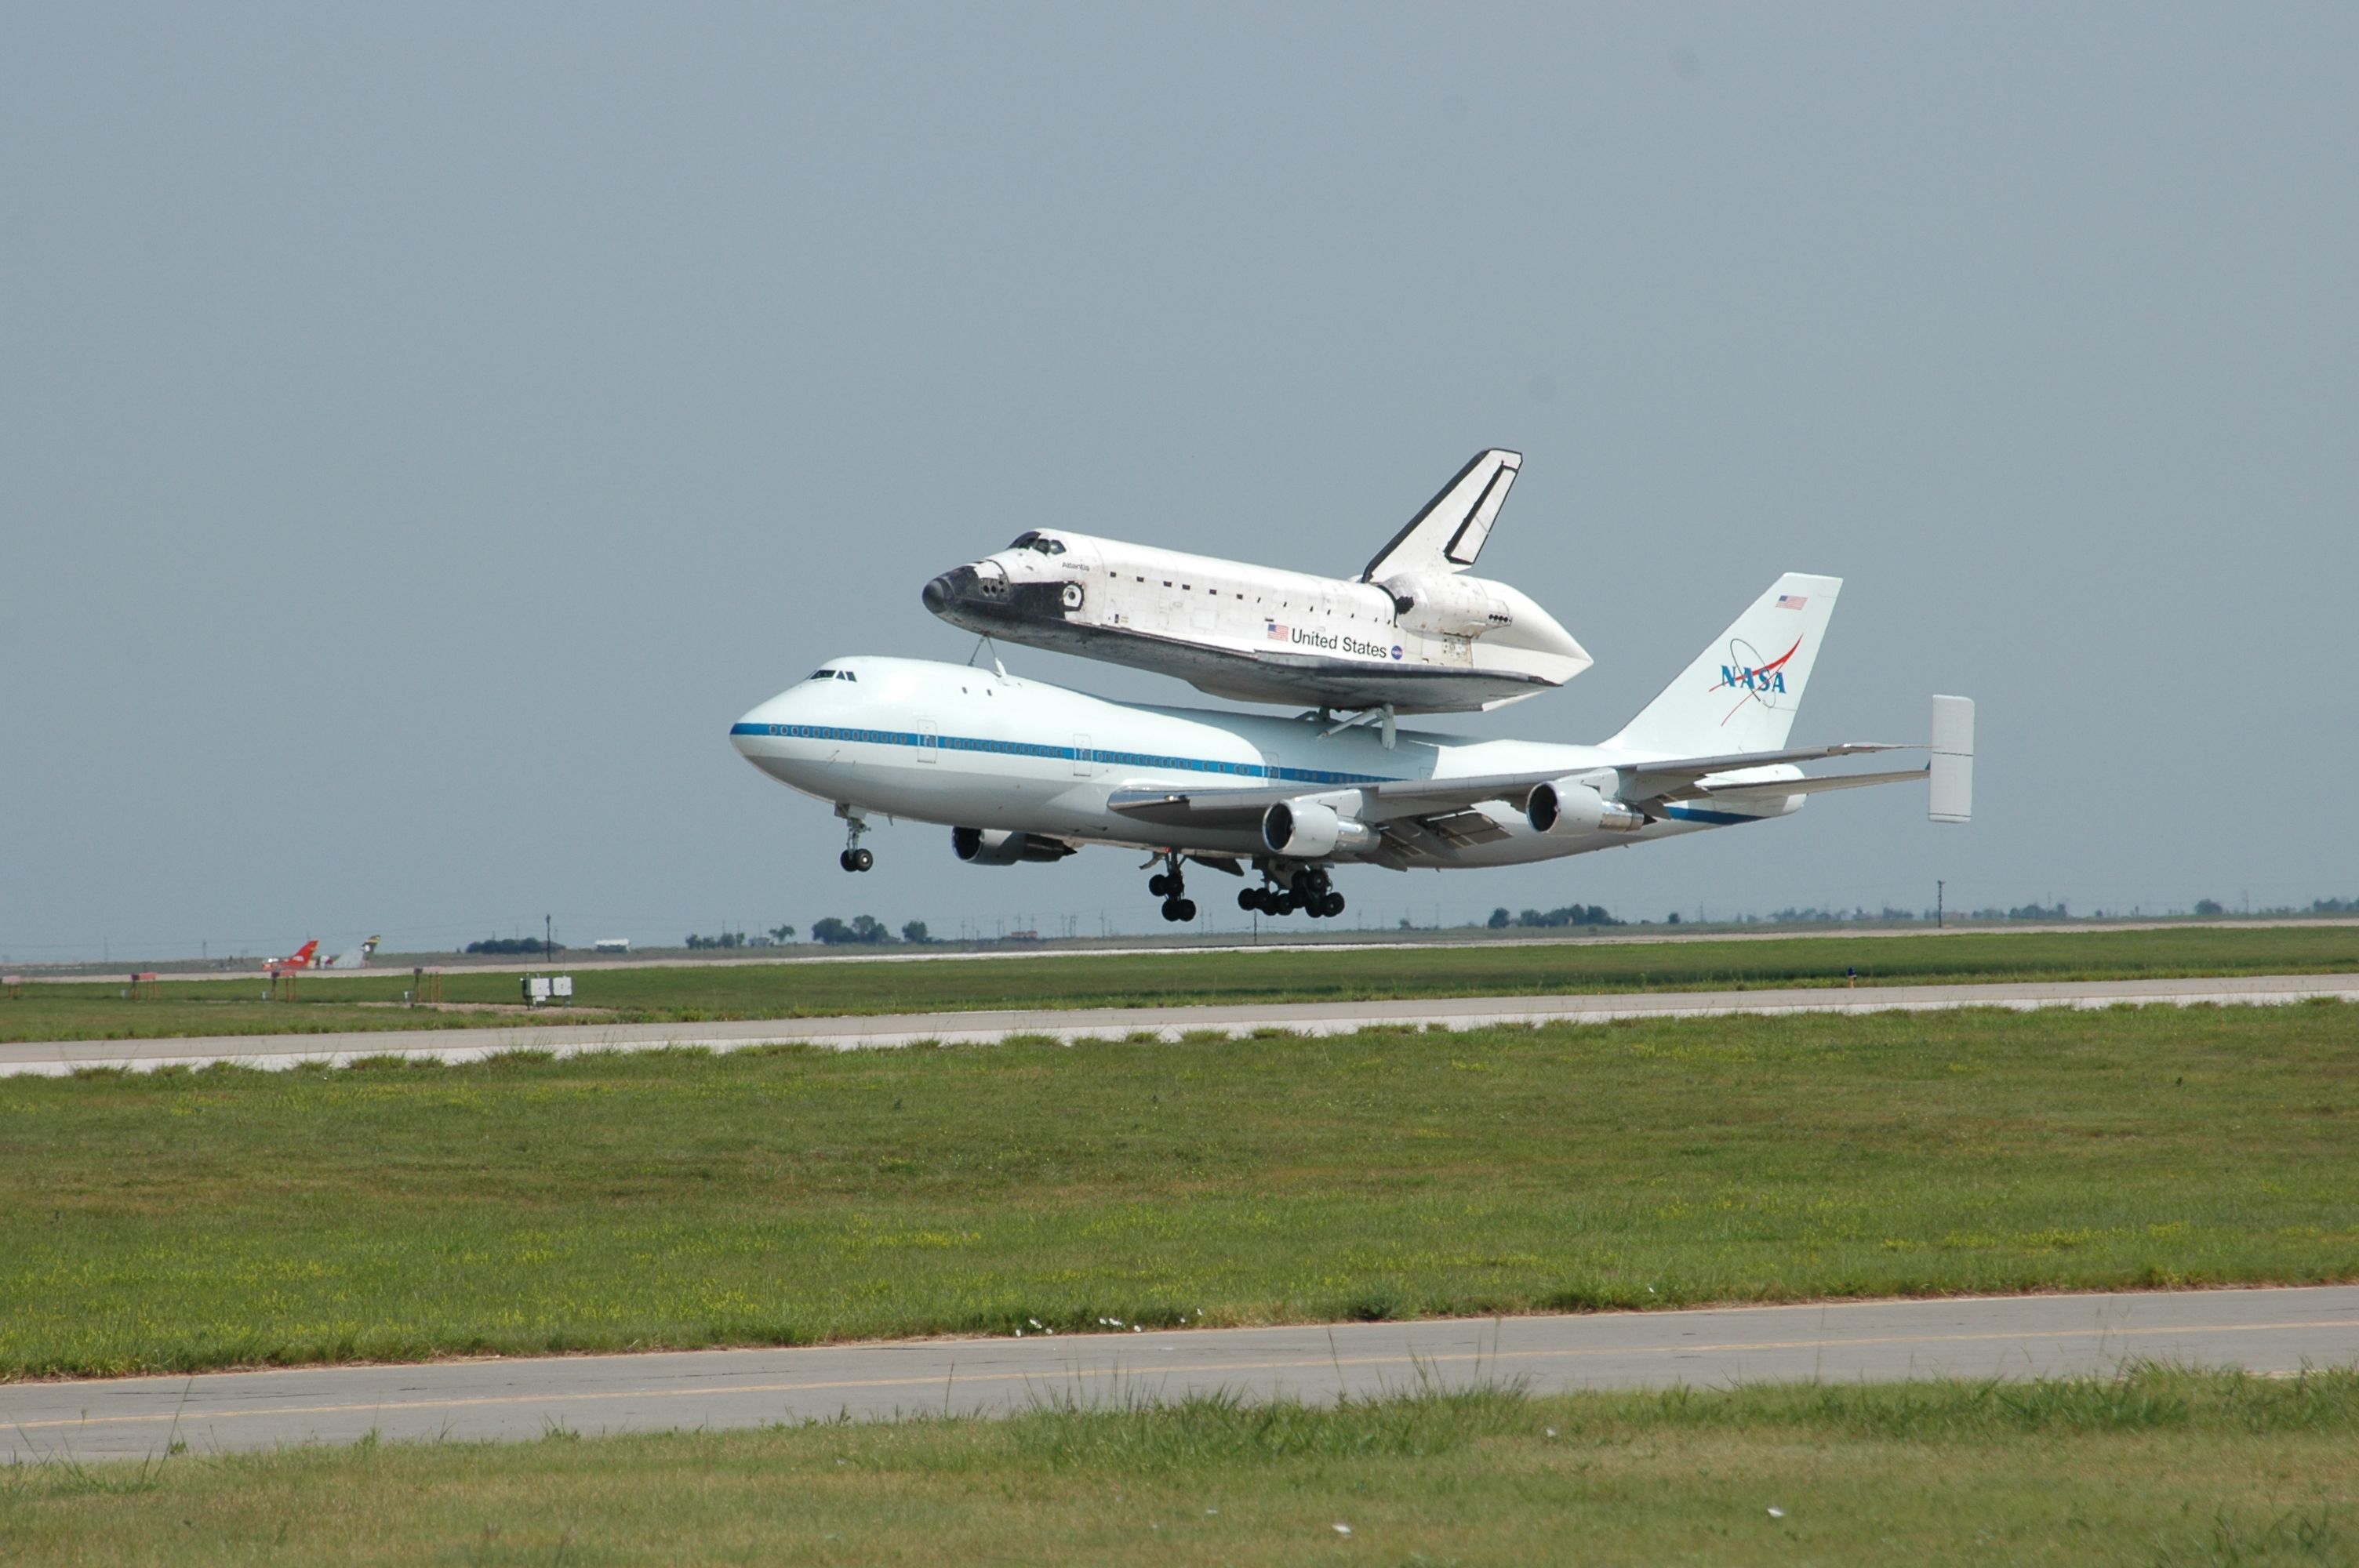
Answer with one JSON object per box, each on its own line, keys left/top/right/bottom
{"left": 1266, "top": 622, "right": 1289, "bottom": 641}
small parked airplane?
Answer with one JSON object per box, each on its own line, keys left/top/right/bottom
{"left": 920, "top": 450, "right": 1591, "bottom": 724}
{"left": 263, "top": 940, "right": 320, "bottom": 975}
{"left": 264, "top": 935, "right": 379, "bottom": 975}
{"left": 732, "top": 573, "right": 1972, "bottom": 920}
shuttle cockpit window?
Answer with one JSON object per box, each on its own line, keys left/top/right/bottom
{"left": 1007, "top": 531, "right": 1041, "bottom": 549}
{"left": 1035, "top": 537, "right": 1067, "bottom": 555}
{"left": 1005, "top": 531, "right": 1066, "bottom": 556}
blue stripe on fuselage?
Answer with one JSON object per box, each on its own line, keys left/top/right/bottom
{"left": 728, "top": 720, "right": 1395, "bottom": 788}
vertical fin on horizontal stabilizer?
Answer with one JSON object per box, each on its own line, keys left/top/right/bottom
{"left": 1606, "top": 573, "right": 1844, "bottom": 756}
{"left": 1361, "top": 449, "right": 1521, "bottom": 582}
{"left": 1929, "top": 695, "right": 1974, "bottom": 823}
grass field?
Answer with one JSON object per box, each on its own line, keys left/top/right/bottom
{"left": 5, "top": 923, "right": 2355, "bottom": 1043}
{"left": 2, "top": 1001, "right": 2354, "bottom": 1380}
{"left": 5, "top": 1370, "right": 2354, "bottom": 1564}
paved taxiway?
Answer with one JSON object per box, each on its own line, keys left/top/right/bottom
{"left": 4, "top": 971, "right": 2354, "bottom": 1076}
{"left": 6, "top": 1287, "right": 2353, "bottom": 1462}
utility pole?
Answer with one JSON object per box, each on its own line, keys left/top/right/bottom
{"left": 545, "top": 913, "right": 552, "bottom": 958}
{"left": 1936, "top": 880, "right": 1945, "bottom": 929}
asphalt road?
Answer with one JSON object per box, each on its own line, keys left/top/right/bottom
{"left": 5, "top": 971, "right": 2355, "bottom": 1076}
{"left": 6, "top": 1287, "right": 2354, "bottom": 1463}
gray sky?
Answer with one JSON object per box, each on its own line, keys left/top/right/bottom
{"left": 5, "top": 5, "right": 2354, "bottom": 960}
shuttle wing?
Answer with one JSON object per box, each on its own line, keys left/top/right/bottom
{"left": 1361, "top": 450, "right": 1521, "bottom": 582}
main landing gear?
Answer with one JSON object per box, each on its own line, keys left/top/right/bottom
{"left": 838, "top": 811, "right": 874, "bottom": 873}
{"left": 1238, "top": 864, "right": 1346, "bottom": 920}
{"left": 1147, "top": 853, "right": 1197, "bottom": 923}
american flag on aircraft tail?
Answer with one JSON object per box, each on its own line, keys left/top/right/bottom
{"left": 1775, "top": 594, "right": 1808, "bottom": 610}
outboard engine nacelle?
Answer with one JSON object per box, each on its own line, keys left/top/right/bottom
{"left": 1525, "top": 779, "right": 1647, "bottom": 836}
{"left": 1259, "top": 800, "right": 1377, "bottom": 858}
{"left": 952, "top": 826, "right": 1077, "bottom": 865}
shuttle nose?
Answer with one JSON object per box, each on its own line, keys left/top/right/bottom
{"left": 921, "top": 564, "right": 981, "bottom": 616}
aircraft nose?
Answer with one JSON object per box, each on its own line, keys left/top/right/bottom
{"left": 921, "top": 564, "right": 980, "bottom": 615}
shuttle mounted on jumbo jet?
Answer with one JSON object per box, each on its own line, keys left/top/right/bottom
{"left": 920, "top": 450, "right": 1590, "bottom": 726}
{"left": 734, "top": 573, "right": 1974, "bottom": 923}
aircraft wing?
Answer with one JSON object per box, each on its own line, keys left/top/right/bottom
{"left": 1685, "top": 766, "right": 1930, "bottom": 804}
{"left": 1364, "top": 742, "right": 1911, "bottom": 815}
{"left": 1106, "top": 736, "right": 1957, "bottom": 869}
{"left": 1107, "top": 742, "right": 1910, "bottom": 826}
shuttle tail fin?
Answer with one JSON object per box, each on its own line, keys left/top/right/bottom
{"left": 1606, "top": 574, "right": 1843, "bottom": 755}
{"left": 1361, "top": 449, "right": 1521, "bottom": 582}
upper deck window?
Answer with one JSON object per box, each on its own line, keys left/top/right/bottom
{"left": 808, "top": 669, "right": 837, "bottom": 681}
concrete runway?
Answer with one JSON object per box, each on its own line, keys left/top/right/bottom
{"left": 6, "top": 1287, "right": 2354, "bottom": 1463}
{"left": 5, "top": 971, "right": 2354, "bottom": 1076}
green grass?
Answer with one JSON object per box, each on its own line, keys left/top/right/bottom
{"left": 5, "top": 923, "right": 2354, "bottom": 1042}
{"left": 2, "top": 1002, "right": 2355, "bottom": 1380}
{"left": 5, "top": 1370, "right": 2356, "bottom": 1564}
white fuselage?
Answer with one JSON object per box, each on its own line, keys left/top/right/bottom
{"left": 731, "top": 656, "right": 1794, "bottom": 868}
{"left": 920, "top": 531, "right": 1591, "bottom": 713}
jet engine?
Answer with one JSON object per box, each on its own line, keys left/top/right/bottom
{"left": 952, "top": 827, "right": 1077, "bottom": 865}
{"left": 1259, "top": 800, "right": 1377, "bottom": 858}
{"left": 1379, "top": 570, "right": 1513, "bottom": 639}
{"left": 1525, "top": 779, "right": 1647, "bottom": 836}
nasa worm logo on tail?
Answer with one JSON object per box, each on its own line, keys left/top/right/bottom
{"left": 1708, "top": 635, "right": 1801, "bottom": 724}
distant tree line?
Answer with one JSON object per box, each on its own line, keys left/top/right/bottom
{"left": 1487, "top": 904, "right": 1623, "bottom": 930}
{"left": 809, "top": 916, "right": 930, "bottom": 946}
{"left": 464, "top": 937, "right": 563, "bottom": 956}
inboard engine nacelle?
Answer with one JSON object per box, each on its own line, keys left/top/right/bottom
{"left": 1260, "top": 800, "right": 1378, "bottom": 858}
{"left": 1526, "top": 778, "right": 1646, "bottom": 836}
{"left": 951, "top": 826, "right": 1077, "bottom": 865}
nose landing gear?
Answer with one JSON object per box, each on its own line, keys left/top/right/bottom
{"left": 838, "top": 811, "right": 874, "bottom": 873}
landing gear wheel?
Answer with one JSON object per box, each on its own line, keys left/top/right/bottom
{"left": 1238, "top": 888, "right": 1262, "bottom": 913}
{"left": 1173, "top": 898, "right": 1196, "bottom": 922}
{"left": 1271, "top": 894, "right": 1296, "bottom": 916}
{"left": 850, "top": 848, "right": 874, "bottom": 873}
{"left": 838, "top": 849, "right": 857, "bottom": 873}
{"left": 1320, "top": 891, "right": 1345, "bottom": 918}
{"left": 1148, "top": 873, "right": 1172, "bottom": 898}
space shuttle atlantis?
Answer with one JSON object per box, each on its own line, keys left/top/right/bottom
{"left": 920, "top": 451, "right": 1592, "bottom": 716}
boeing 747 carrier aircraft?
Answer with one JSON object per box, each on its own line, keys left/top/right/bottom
{"left": 732, "top": 574, "right": 1972, "bottom": 921}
